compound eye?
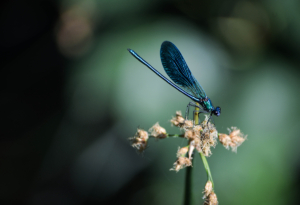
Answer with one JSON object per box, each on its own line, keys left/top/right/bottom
{"left": 214, "top": 107, "right": 221, "bottom": 116}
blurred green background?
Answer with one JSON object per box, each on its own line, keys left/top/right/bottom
{"left": 1, "top": 0, "right": 300, "bottom": 204}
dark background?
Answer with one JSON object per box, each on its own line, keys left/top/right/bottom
{"left": 1, "top": 0, "right": 300, "bottom": 204}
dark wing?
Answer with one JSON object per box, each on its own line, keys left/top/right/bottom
{"left": 160, "top": 41, "right": 207, "bottom": 99}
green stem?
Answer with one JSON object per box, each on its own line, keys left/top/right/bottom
{"left": 148, "top": 134, "right": 184, "bottom": 139}
{"left": 184, "top": 161, "right": 193, "bottom": 205}
{"left": 199, "top": 152, "right": 214, "bottom": 188}
{"left": 183, "top": 104, "right": 200, "bottom": 205}
{"left": 166, "top": 134, "right": 184, "bottom": 138}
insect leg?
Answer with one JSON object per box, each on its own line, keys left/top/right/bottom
{"left": 193, "top": 110, "right": 209, "bottom": 125}
{"left": 185, "top": 102, "right": 201, "bottom": 120}
{"left": 207, "top": 113, "right": 215, "bottom": 128}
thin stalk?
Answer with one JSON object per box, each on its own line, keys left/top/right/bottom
{"left": 166, "top": 134, "right": 184, "bottom": 138}
{"left": 199, "top": 152, "right": 214, "bottom": 188}
{"left": 183, "top": 103, "right": 200, "bottom": 205}
{"left": 184, "top": 160, "right": 193, "bottom": 205}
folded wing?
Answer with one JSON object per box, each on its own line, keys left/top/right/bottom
{"left": 160, "top": 41, "right": 206, "bottom": 99}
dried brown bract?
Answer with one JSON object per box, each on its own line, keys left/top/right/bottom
{"left": 170, "top": 111, "right": 185, "bottom": 127}
{"left": 170, "top": 157, "right": 192, "bottom": 172}
{"left": 184, "top": 126, "right": 201, "bottom": 140}
{"left": 129, "top": 129, "right": 149, "bottom": 153}
{"left": 176, "top": 146, "right": 189, "bottom": 157}
{"left": 170, "top": 111, "right": 193, "bottom": 129}
{"left": 219, "top": 127, "right": 247, "bottom": 152}
{"left": 204, "top": 191, "right": 218, "bottom": 205}
{"left": 203, "top": 181, "right": 213, "bottom": 198}
{"left": 149, "top": 122, "right": 167, "bottom": 139}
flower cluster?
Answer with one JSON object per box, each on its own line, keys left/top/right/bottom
{"left": 129, "top": 111, "right": 247, "bottom": 205}
{"left": 203, "top": 181, "right": 218, "bottom": 205}
{"left": 218, "top": 127, "right": 247, "bottom": 152}
{"left": 169, "top": 113, "right": 218, "bottom": 173}
{"left": 129, "top": 122, "right": 167, "bottom": 153}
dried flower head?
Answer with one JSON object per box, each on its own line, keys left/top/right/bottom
{"left": 218, "top": 133, "right": 231, "bottom": 148}
{"left": 193, "top": 125, "right": 203, "bottom": 132}
{"left": 177, "top": 146, "right": 189, "bottom": 157}
{"left": 170, "top": 157, "right": 192, "bottom": 172}
{"left": 129, "top": 129, "right": 149, "bottom": 153}
{"left": 170, "top": 111, "right": 185, "bottom": 127}
{"left": 204, "top": 191, "right": 218, "bottom": 205}
{"left": 203, "top": 181, "right": 213, "bottom": 198}
{"left": 184, "top": 125, "right": 201, "bottom": 139}
{"left": 198, "top": 116, "right": 218, "bottom": 156}
{"left": 170, "top": 111, "right": 193, "bottom": 129}
{"left": 182, "top": 120, "right": 193, "bottom": 130}
{"left": 219, "top": 127, "right": 247, "bottom": 152}
{"left": 149, "top": 122, "right": 167, "bottom": 139}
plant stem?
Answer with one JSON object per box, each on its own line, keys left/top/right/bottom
{"left": 199, "top": 152, "right": 214, "bottom": 188}
{"left": 183, "top": 103, "right": 200, "bottom": 205}
{"left": 166, "top": 134, "right": 184, "bottom": 138}
{"left": 184, "top": 161, "right": 193, "bottom": 205}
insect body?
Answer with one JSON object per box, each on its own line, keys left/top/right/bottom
{"left": 128, "top": 41, "right": 221, "bottom": 121}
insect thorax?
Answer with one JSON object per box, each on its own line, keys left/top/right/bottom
{"left": 200, "top": 98, "right": 214, "bottom": 112}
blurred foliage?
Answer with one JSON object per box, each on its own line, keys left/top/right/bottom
{"left": 1, "top": 0, "right": 300, "bottom": 204}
